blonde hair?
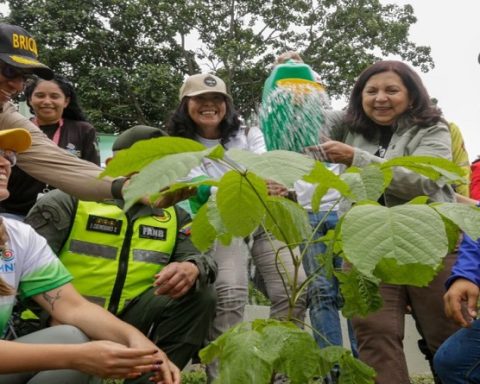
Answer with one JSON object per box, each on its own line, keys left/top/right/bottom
{"left": 275, "top": 51, "right": 303, "bottom": 65}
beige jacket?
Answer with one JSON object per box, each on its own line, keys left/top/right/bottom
{"left": 323, "top": 110, "right": 455, "bottom": 206}
{"left": 0, "top": 102, "right": 112, "bottom": 200}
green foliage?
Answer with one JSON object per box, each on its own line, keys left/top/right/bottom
{"left": 200, "top": 319, "right": 375, "bottom": 384}
{"left": 100, "top": 139, "right": 479, "bottom": 383}
{"left": 342, "top": 204, "right": 448, "bottom": 284}
{"left": 182, "top": 370, "right": 207, "bottom": 384}
{"left": 304, "top": 162, "right": 352, "bottom": 211}
{"left": 336, "top": 268, "right": 382, "bottom": 318}
{"left": 1, "top": 0, "right": 432, "bottom": 130}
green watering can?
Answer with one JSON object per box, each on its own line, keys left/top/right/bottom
{"left": 260, "top": 60, "right": 328, "bottom": 153}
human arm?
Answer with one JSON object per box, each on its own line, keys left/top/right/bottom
{"left": 315, "top": 113, "right": 454, "bottom": 203}
{"left": 9, "top": 220, "right": 179, "bottom": 382}
{"left": 31, "top": 284, "right": 180, "bottom": 382}
{"left": 0, "top": 103, "right": 112, "bottom": 200}
{"left": 443, "top": 235, "right": 480, "bottom": 327}
{"left": 246, "top": 126, "right": 267, "bottom": 154}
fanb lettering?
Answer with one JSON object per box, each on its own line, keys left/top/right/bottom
{"left": 12, "top": 33, "right": 38, "bottom": 56}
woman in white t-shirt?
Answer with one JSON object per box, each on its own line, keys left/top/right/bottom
{"left": 167, "top": 73, "right": 307, "bottom": 382}
{"left": 0, "top": 128, "right": 179, "bottom": 384}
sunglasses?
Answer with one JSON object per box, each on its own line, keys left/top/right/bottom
{"left": 0, "top": 149, "right": 17, "bottom": 167}
{"left": 0, "top": 63, "right": 32, "bottom": 81}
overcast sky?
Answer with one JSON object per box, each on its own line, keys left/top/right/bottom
{"left": 380, "top": 0, "right": 480, "bottom": 160}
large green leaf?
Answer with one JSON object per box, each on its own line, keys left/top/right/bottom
{"left": 317, "top": 346, "right": 375, "bottom": 384}
{"left": 217, "top": 171, "right": 268, "bottom": 237}
{"left": 264, "top": 196, "right": 312, "bottom": 247}
{"left": 226, "top": 149, "right": 314, "bottom": 187}
{"left": 338, "top": 352, "right": 376, "bottom": 384}
{"left": 122, "top": 149, "right": 215, "bottom": 210}
{"left": 303, "top": 162, "right": 352, "bottom": 211}
{"left": 100, "top": 137, "right": 207, "bottom": 178}
{"left": 199, "top": 322, "right": 251, "bottom": 364}
{"left": 340, "top": 166, "right": 387, "bottom": 202}
{"left": 336, "top": 269, "right": 382, "bottom": 317}
{"left": 216, "top": 331, "right": 273, "bottom": 384}
{"left": 342, "top": 204, "right": 448, "bottom": 285}
{"left": 373, "top": 258, "right": 440, "bottom": 286}
{"left": 260, "top": 321, "right": 326, "bottom": 383}
{"left": 433, "top": 203, "right": 480, "bottom": 241}
{"left": 205, "top": 197, "right": 233, "bottom": 246}
{"left": 191, "top": 204, "right": 217, "bottom": 252}
{"left": 381, "top": 156, "right": 466, "bottom": 184}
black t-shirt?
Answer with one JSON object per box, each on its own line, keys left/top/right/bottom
{"left": 374, "top": 126, "right": 393, "bottom": 159}
{"left": 374, "top": 125, "right": 393, "bottom": 206}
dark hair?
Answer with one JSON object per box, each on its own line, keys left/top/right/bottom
{"left": 24, "top": 74, "right": 88, "bottom": 121}
{"left": 166, "top": 96, "right": 242, "bottom": 145}
{"left": 345, "top": 60, "right": 444, "bottom": 140}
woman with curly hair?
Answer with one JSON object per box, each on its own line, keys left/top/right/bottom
{"left": 167, "top": 73, "right": 306, "bottom": 383}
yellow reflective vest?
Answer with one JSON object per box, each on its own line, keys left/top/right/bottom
{"left": 59, "top": 201, "right": 177, "bottom": 314}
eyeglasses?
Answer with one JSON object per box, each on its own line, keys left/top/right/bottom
{"left": 0, "top": 149, "right": 17, "bottom": 167}
{"left": 0, "top": 63, "right": 31, "bottom": 82}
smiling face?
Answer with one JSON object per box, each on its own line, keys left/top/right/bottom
{"left": 187, "top": 92, "right": 227, "bottom": 138}
{"left": 29, "top": 80, "right": 70, "bottom": 125}
{"left": 361, "top": 71, "right": 410, "bottom": 126}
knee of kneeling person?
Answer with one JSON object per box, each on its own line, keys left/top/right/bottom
{"left": 48, "top": 324, "right": 90, "bottom": 344}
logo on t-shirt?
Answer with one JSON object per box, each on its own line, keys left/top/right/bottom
{"left": 0, "top": 249, "right": 15, "bottom": 273}
{"left": 0, "top": 249, "right": 14, "bottom": 262}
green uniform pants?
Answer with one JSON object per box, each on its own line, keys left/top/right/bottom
{"left": 121, "top": 284, "right": 216, "bottom": 384}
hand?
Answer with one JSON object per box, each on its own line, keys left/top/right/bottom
{"left": 149, "top": 357, "right": 181, "bottom": 384}
{"left": 75, "top": 340, "right": 167, "bottom": 380}
{"left": 443, "top": 278, "right": 479, "bottom": 327}
{"left": 151, "top": 186, "right": 198, "bottom": 209}
{"left": 305, "top": 140, "right": 355, "bottom": 166}
{"left": 120, "top": 177, "right": 196, "bottom": 209}
{"left": 154, "top": 261, "right": 199, "bottom": 298}
{"left": 266, "top": 179, "right": 288, "bottom": 197}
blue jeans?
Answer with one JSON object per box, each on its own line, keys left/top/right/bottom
{"left": 302, "top": 211, "right": 358, "bottom": 356}
{"left": 434, "top": 319, "right": 480, "bottom": 383}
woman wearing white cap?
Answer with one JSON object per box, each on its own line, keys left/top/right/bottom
{"left": 167, "top": 73, "right": 307, "bottom": 382}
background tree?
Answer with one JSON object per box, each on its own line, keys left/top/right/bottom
{"left": 1, "top": 0, "right": 433, "bottom": 132}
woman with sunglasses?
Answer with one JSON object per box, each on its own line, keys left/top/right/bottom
{"left": 0, "top": 74, "right": 100, "bottom": 220}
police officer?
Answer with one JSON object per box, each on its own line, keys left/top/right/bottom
{"left": 24, "top": 125, "right": 217, "bottom": 384}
